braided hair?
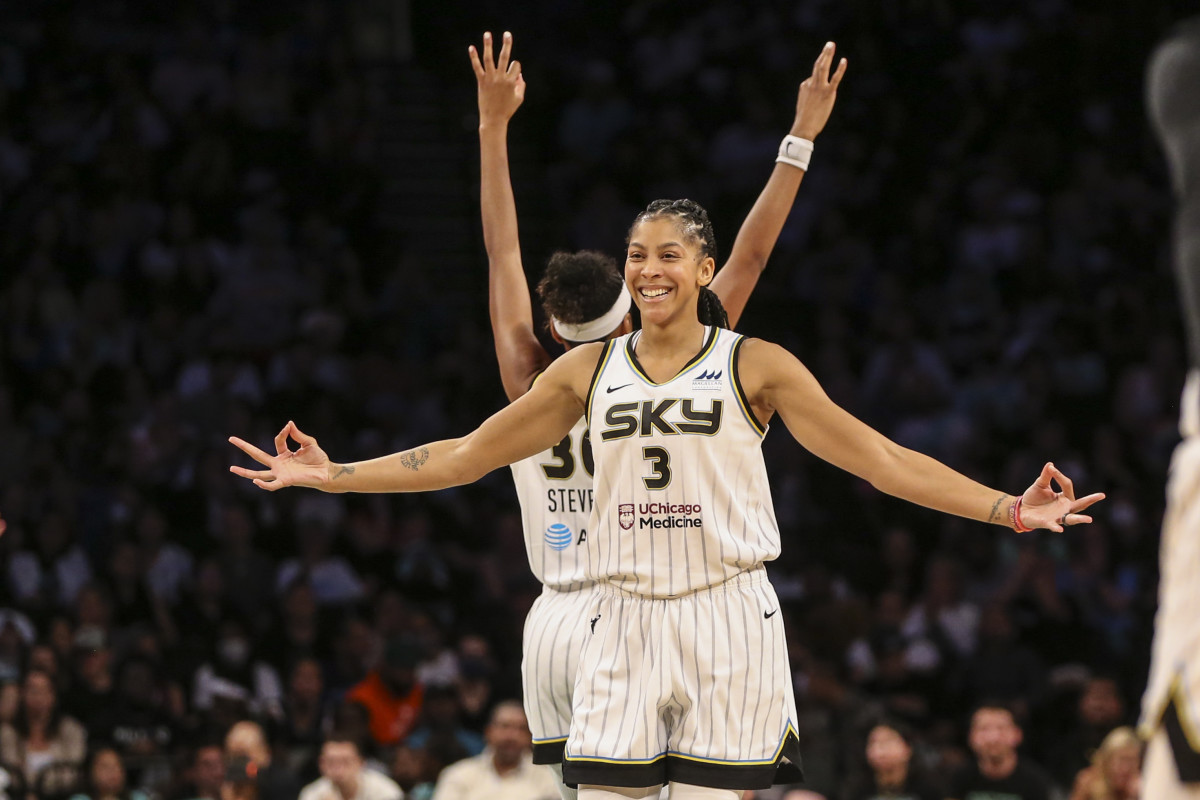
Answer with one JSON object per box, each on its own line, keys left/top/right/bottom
{"left": 536, "top": 250, "right": 624, "bottom": 332}
{"left": 628, "top": 199, "right": 729, "bottom": 328}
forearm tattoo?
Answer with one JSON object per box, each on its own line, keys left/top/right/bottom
{"left": 333, "top": 465, "right": 356, "bottom": 480}
{"left": 400, "top": 446, "right": 429, "bottom": 471}
{"left": 987, "top": 493, "right": 1009, "bottom": 524}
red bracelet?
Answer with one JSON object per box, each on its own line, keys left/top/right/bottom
{"left": 1012, "top": 497, "right": 1034, "bottom": 532}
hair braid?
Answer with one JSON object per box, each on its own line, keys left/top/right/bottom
{"left": 628, "top": 199, "right": 728, "bottom": 328}
{"left": 698, "top": 287, "right": 730, "bottom": 328}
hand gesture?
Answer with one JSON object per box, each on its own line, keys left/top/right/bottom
{"left": 229, "top": 421, "right": 332, "bottom": 492}
{"left": 1017, "top": 462, "right": 1105, "bottom": 532}
{"left": 469, "top": 31, "right": 525, "bottom": 128}
{"left": 791, "top": 42, "right": 848, "bottom": 141}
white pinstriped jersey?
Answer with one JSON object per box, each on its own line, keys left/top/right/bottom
{"left": 510, "top": 416, "right": 596, "bottom": 591}
{"left": 583, "top": 326, "right": 781, "bottom": 598}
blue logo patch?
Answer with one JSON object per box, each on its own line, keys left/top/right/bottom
{"left": 545, "top": 523, "right": 574, "bottom": 550}
{"left": 692, "top": 368, "right": 723, "bottom": 390}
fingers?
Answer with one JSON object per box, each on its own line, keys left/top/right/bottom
{"left": 830, "top": 57, "right": 848, "bottom": 88}
{"left": 467, "top": 44, "right": 484, "bottom": 79}
{"left": 515, "top": 73, "right": 527, "bottom": 99}
{"left": 497, "top": 31, "right": 512, "bottom": 73}
{"left": 812, "top": 41, "right": 832, "bottom": 81}
{"left": 1034, "top": 461, "right": 1055, "bottom": 490}
{"left": 1050, "top": 463, "right": 1076, "bottom": 500}
{"left": 482, "top": 31, "right": 494, "bottom": 73}
{"left": 508, "top": 59, "right": 521, "bottom": 78}
{"left": 230, "top": 465, "right": 274, "bottom": 482}
{"left": 288, "top": 420, "right": 317, "bottom": 447}
{"left": 274, "top": 423, "right": 293, "bottom": 457}
{"left": 1070, "top": 492, "right": 1106, "bottom": 513}
{"left": 229, "top": 436, "right": 276, "bottom": 467}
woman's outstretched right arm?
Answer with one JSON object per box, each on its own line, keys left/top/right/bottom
{"left": 229, "top": 344, "right": 601, "bottom": 494}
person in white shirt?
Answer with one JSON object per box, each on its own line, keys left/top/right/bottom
{"left": 431, "top": 701, "right": 559, "bottom": 800}
{"left": 299, "top": 733, "right": 402, "bottom": 800}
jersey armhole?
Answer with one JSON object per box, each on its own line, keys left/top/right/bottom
{"left": 585, "top": 340, "right": 616, "bottom": 424}
{"left": 730, "top": 336, "right": 766, "bottom": 437}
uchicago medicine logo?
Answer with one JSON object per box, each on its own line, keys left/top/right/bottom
{"left": 618, "top": 504, "right": 635, "bottom": 530}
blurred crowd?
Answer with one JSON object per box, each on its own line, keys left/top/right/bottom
{"left": 0, "top": 0, "right": 1190, "bottom": 798}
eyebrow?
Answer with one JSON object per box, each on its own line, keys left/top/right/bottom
{"left": 627, "top": 241, "right": 683, "bottom": 250}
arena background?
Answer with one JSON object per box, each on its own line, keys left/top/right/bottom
{"left": 0, "top": 1, "right": 1194, "bottom": 797}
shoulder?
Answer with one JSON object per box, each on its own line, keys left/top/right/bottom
{"left": 297, "top": 777, "right": 329, "bottom": 800}
{"left": 362, "top": 769, "right": 403, "bottom": 796}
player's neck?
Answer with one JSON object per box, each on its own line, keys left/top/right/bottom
{"left": 636, "top": 316, "right": 707, "bottom": 361}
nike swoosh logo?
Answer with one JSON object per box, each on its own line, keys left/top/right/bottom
{"left": 764, "top": 609, "right": 778, "bottom": 619}
{"left": 606, "top": 384, "right": 632, "bottom": 393}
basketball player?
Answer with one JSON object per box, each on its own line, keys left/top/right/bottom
{"left": 229, "top": 198, "right": 1103, "bottom": 798}
{"left": 470, "top": 30, "right": 844, "bottom": 800}
{"left": 1140, "top": 16, "right": 1200, "bottom": 798}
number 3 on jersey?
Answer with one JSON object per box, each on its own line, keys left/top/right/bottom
{"left": 540, "top": 431, "right": 595, "bottom": 479}
{"left": 642, "top": 446, "right": 671, "bottom": 490}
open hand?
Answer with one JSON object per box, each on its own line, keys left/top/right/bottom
{"left": 792, "top": 42, "right": 848, "bottom": 141}
{"left": 469, "top": 31, "right": 525, "bottom": 127}
{"left": 229, "top": 421, "right": 332, "bottom": 492}
{"left": 1017, "top": 462, "right": 1105, "bottom": 532}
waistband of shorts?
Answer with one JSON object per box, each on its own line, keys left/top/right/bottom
{"left": 1183, "top": 369, "right": 1200, "bottom": 438}
{"left": 595, "top": 565, "right": 769, "bottom": 600}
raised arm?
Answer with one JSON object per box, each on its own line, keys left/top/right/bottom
{"left": 229, "top": 344, "right": 603, "bottom": 494}
{"left": 469, "top": 31, "right": 550, "bottom": 402}
{"left": 739, "top": 339, "right": 1104, "bottom": 531}
{"left": 711, "top": 42, "right": 847, "bottom": 328}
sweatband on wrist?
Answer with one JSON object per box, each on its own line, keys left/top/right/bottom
{"left": 552, "top": 284, "right": 631, "bottom": 343}
{"left": 776, "top": 135, "right": 814, "bottom": 171}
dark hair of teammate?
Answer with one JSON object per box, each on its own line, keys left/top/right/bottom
{"left": 535, "top": 250, "right": 624, "bottom": 338}
{"left": 628, "top": 199, "right": 731, "bottom": 329}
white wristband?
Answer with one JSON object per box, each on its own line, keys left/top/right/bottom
{"left": 776, "top": 135, "right": 814, "bottom": 171}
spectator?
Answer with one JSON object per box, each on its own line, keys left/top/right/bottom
{"left": 1067, "top": 726, "right": 1140, "bottom": 800}
{"left": 842, "top": 719, "right": 943, "bottom": 800}
{"left": 298, "top": 732, "right": 402, "bottom": 800}
{"left": 193, "top": 620, "right": 284, "bottom": 722}
{"left": 429, "top": 701, "right": 558, "bottom": 800}
{"left": 0, "top": 667, "right": 87, "bottom": 790}
{"left": 345, "top": 636, "right": 423, "bottom": 748}
{"left": 224, "top": 721, "right": 301, "bottom": 800}
{"left": 273, "top": 657, "right": 328, "bottom": 780}
{"left": 64, "top": 627, "right": 113, "bottom": 734}
{"left": 88, "top": 656, "right": 175, "bottom": 792}
{"left": 946, "top": 704, "right": 1053, "bottom": 800}
{"left": 405, "top": 685, "right": 483, "bottom": 758}
{"left": 1045, "top": 674, "right": 1128, "bottom": 788}
{"left": 172, "top": 743, "right": 224, "bottom": 800}
{"left": 390, "top": 743, "right": 436, "bottom": 800}
{"left": 69, "top": 746, "right": 150, "bottom": 800}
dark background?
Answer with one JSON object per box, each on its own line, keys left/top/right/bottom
{"left": 0, "top": 1, "right": 1193, "bottom": 797}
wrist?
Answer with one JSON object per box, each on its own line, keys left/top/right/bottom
{"left": 478, "top": 120, "right": 510, "bottom": 134}
{"left": 776, "top": 134, "right": 813, "bottom": 171}
{"left": 790, "top": 123, "right": 819, "bottom": 140}
{"left": 1008, "top": 497, "right": 1034, "bottom": 532}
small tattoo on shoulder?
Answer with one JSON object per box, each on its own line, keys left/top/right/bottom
{"left": 400, "top": 446, "right": 429, "bottom": 471}
{"left": 333, "top": 465, "right": 356, "bottom": 480}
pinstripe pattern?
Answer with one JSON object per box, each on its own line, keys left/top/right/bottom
{"left": 583, "top": 327, "right": 780, "bottom": 599}
{"left": 1142, "top": 372, "right": 1200, "bottom": 754}
{"left": 565, "top": 570, "right": 798, "bottom": 774}
{"left": 522, "top": 584, "right": 598, "bottom": 752}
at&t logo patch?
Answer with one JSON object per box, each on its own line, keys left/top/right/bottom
{"left": 545, "top": 523, "right": 574, "bottom": 550}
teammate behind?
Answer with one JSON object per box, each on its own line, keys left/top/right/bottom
{"left": 1140, "top": 15, "right": 1200, "bottom": 800}
{"left": 470, "top": 30, "right": 845, "bottom": 800}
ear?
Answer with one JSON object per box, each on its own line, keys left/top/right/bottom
{"left": 697, "top": 256, "right": 716, "bottom": 287}
{"left": 618, "top": 313, "right": 634, "bottom": 336}
{"left": 549, "top": 326, "right": 567, "bottom": 347}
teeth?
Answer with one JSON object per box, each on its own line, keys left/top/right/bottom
{"left": 642, "top": 288, "right": 669, "bottom": 297}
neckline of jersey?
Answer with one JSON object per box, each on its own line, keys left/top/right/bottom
{"left": 625, "top": 326, "right": 719, "bottom": 386}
